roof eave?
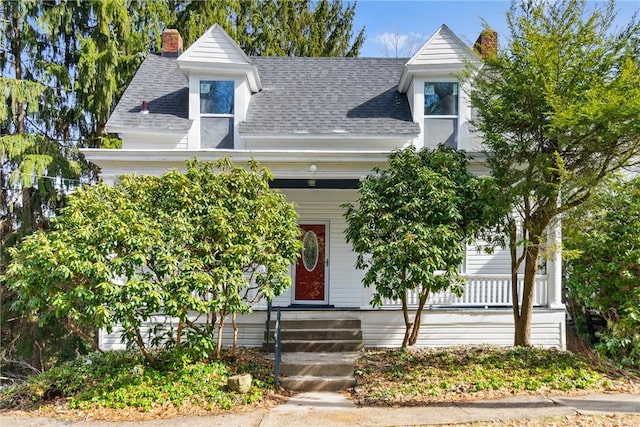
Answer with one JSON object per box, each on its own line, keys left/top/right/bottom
{"left": 107, "top": 124, "right": 191, "bottom": 135}
{"left": 239, "top": 132, "right": 419, "bottom": 140}
{"left": 176, "top": 61, "right": 261, "bottom": 92}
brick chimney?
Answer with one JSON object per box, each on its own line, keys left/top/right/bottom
{"left": 474, "top": 29, "right": 498, "bottom": 59}
{"left": 162, "top": 29, "right": 183, "bottom": 57}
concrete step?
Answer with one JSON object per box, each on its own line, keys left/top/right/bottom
{"left": 268, "top": 318, "right": 361, "bottom": 330}
{"left": 266, "top": 340, "right": 364, "bottom": 353}
{"left": 279, "top": 352, "right": 358, "bottom": 377}
{"left": 280, "top": 375, "right": 356, "bottom": 392}
{"left": 265, "top": 329, "right": 363, "bottom": 341}
{"left": 280, "top": 362, "right": 354, "bottom": 377}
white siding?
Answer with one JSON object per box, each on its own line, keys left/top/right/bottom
{"left": 465, "top": 243, "right": 514, "bottom": 275}
{"left": 406, "top": 78, "right": 416, "bottom": 119}
{"left": 360, "top": 309, "right": 565, "bottom": 349}
{"left": 99, "top": 312, "right": 267, "bottom": 351}
{"left": 99, "top": 309, "right": 565, "bottom": 350}
{"left": 411, "top": 30, "right": 468, "bottom": 66}
{"left": 181, "top": 28, "right": 248, "bottom": 65}
{"left": 121, "top": 133, "right": 188, "bottom": 150}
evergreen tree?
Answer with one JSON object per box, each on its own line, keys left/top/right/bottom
{"left": 1, "top": 0, "right": 167, "bottom": 369}
{"left": 171, "top": 0, "right": 365, "bottom": 56}
{"left": 1, "top": 0, "right": 82, "bottom": 370}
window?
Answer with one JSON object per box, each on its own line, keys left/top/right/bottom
{"left": 424, "top": 82, "right": 458, "bottom": 148}
{"left": 199, "top": 80, "right": 234, "bottom": 148}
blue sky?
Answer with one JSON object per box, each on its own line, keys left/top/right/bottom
{"left": 354, "top": 0, "right": 640, "bottom": 57}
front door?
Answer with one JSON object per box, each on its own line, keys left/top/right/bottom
{"left": 294, "top": 223, "right": 327, "bottom": 304}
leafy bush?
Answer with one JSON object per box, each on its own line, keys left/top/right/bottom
{"left": 564, "top": 177, "right": 640, "bottom": 368}
{"left": 343, "top": 146, "right": 503, "bottom": 347}
{"left": 5, "top": 158, "right": 301, "bottom": 363}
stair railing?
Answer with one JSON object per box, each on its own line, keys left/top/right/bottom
{"left": 274, "top": 307, "right": 282, "bottom": 389}
{"left": 266, "top": 301, "right": 272, "bottom": 352}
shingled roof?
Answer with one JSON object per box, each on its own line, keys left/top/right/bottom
{"left": 107, "top": 54, "right": 420, "bottom": 137}
{"left": 106, "top": 54, "right": 191, "bottom": 132}
{"left": 240, "top": 57, "right": 419, "bottom": 136}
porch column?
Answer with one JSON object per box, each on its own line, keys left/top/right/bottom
{"left": 546, "top": 218, "right": 564, "bottom": 309}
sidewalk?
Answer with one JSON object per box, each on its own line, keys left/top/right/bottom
{"left": 0, "top": 392, "right": 638, "bottom": 426}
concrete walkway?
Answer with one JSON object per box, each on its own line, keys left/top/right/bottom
{"left": 0, "top": 392, "right": 638, "bottom": 426}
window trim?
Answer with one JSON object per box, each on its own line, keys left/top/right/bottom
{"left": 423, "top": 81, "right": 459, "bottom": 118}
{"left": 423, "top": 81, "right": 460, "bottom": 148}
{"left": 198, "top": 79, "right": 235, "bottom": 149}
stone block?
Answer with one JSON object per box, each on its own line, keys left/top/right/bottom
{"left": 228, "top": 373, "right": 252, "bottom": 393}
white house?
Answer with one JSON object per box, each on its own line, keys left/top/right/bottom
{"left": 82, "top": 25, "right": 566, "bottom": 350}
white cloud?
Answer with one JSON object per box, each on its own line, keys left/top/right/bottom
{"left": 375, "top": 31, "right": 425, "bottom": 57}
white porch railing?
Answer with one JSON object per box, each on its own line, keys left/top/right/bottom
{"left": 381, "top": 274, "right": 548, "bottom": 308}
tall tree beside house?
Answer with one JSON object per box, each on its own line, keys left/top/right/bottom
{"left": 41, "top": 0, "right": 170, "bottom": 146}
{"left": 171, "top": 0, "right": 365, "bottom": 56}
{"left": 0, "top": 0, "right": 83, "bottom": 371}
{"left": 464, "top": 0, "right": 640, "bottom": 346}
{"left": 343, "top": 146, "right": 503, "bottom": 347}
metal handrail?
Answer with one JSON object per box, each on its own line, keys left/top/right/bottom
{"left": 266, "top": 301, "right": 272, "bottom": 352}
{"left": 274, "top": 307, "right": 282, "bottom": 389}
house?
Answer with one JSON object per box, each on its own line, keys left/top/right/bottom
{"left": 82, "top": 24, "right": 566, "bottom": 350}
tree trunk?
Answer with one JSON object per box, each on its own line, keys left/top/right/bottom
{"left": 400, "top": 269, "right": 413, "bottom": 348}
{"left": 130, "top": 325, "right": 155, "bottom": 366}
{"left": 176, "top": 318, "right": 183, "bottom": 348}
{"left": 231, "top": 313, "right": 238, "bottom": 356}
{"left": 30, "top": 323, "right": 42, "bottom": 372}
{"left": 11, "top": 6, "right": 25, "bottom": 134}
{"left": 401, "top": 292, "right": 411, "bottom": 348}
{"left": 514, "top": 220, "right": 547, "bottom": 346}
{"left": 216, "top": 313, "right": 225, "bottom": 359}
{"left": 509, "top": 220, "right": 522, "bottom": 338}
{"left": 407, "top": 289, "right": 430, "bottom": 346}
{"left": 66, "top": 317, "right": 101, "bottom": 352}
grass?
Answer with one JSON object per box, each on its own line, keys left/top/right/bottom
{"left": 352, "top": 345, "right": 640, "bottom": 406}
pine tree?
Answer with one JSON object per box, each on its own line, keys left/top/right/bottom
{"left": 171, "top": 0, "right": 365, "bottom": 56}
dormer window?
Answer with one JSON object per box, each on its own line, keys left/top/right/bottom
{"left": 424, "top": 82, "right": 458, "bottom": 148}
{"left": 200, "top": 80, "right": 234, "bottom": 148}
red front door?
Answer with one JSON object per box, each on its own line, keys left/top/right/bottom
{"left": 295, "top": 224, "right": 326, "bottom": 302}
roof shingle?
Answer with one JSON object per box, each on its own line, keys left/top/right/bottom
{"left": 107, "top": 55, "right": 420, "bottom": 137}
{"left": 240, "top": 57, "right": 419, "bottom": 136}
{"left": 107, "top": 54, "right": 191, "bottom": 132}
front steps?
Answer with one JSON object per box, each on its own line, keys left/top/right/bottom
{"left": 264, "top": 318, "right": 363, "bottom": 392}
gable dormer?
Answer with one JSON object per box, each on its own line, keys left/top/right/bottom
{"left": 177, "top": 24, "right": 261, "bottom": 150}
{"left": 398, "top": 25, "right": 480, "bottom": 152}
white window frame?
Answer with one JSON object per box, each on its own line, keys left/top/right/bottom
{"left": 199, "top": 79, "right": 234, "bottom": 149}
{"left": 423, "top": 81, "right": 459, "bottom": 149}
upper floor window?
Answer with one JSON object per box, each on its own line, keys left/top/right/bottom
{"left": 424, "top": 82, "right": 458, "bottom": 148}
{"left": 200, "top": 80, "right": 234, "bottom": 148}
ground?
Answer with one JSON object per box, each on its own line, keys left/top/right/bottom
{"left": 1, "top": 346, "right": 638, "bottom": 425}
